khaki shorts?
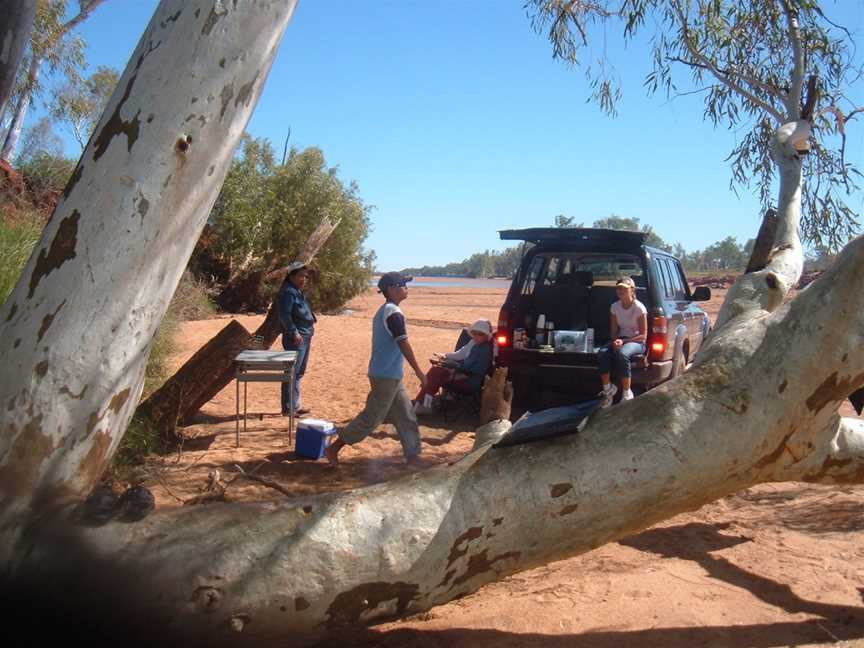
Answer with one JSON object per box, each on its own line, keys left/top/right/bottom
{"left": 340, "top": 377, "right": 421, "bottom": 459}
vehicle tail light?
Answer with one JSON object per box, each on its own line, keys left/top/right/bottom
{"left": 497, "top": 306, "right": 510, "bottom": 332}
{"left": 649, "top": 315, "right": 667, "bottom": 360}
{"left": 496, "top": 305, "right": 513, "bottom": 348}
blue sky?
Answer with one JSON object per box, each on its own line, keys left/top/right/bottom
{"left": 34, "top": 1, "right": 864, "bottom": 270}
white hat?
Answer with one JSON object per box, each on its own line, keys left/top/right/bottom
{"left": 469, "top": 320, "right": 492, "bottom": 336}
{"left": 286, "top": 261, "right": 307, "bottom": 274}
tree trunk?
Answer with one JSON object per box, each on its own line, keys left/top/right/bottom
{"left": 0, "top": 56, "right": 39, "bottom": 162}
{"left": 0, "top": 0, "right": 36, "bottom": 124}
{"left": 0, "top": 0, "right": 299, "bottom": 560}
{"left": 136, "top": 319, "right": 253, "bottom": 440}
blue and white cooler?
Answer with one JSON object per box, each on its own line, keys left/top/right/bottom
{"left": 295, "top": 418, "right": 337, "bottom": 460}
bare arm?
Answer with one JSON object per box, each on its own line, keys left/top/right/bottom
{"left": 398, "top": 338, "right": 427, "bottom": 389}
{"left": 610, "top": 313, "right": 619, "bottom": 341}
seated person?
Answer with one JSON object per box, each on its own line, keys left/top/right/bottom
{"left": 598, "top": 276, "right": 647, "bottom": 407}
{"left": 414, "top": 320, "right": 494, "bottom": 414}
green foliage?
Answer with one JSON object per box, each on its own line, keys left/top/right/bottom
{"left": 17, "top": 150, "right": 76, "bottom": 196}
{"left": 51, "top": 65, "right": 119, "bottom": 148}
{"left": 201, "top": 136, "right": 374, "bottom": 313}
{"left": 680, "top": 235, "right": 753, "bottom": 272}
{"left": 0, "top": 217, "right": 41, "bottom": 304}
{"left": 590, "top": 214, "right": 670, "bottom": 250}
{"left": 526, "top": 0, "right": 862, "bottom": 250}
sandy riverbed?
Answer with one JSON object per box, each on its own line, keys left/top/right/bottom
{"left": 141, "top": 280, "right": 864, "bottom": 648}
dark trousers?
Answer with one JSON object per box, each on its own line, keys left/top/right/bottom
{"left": 416, "top": 365, "right": 474, "bottom": 401}
{"left": 597, "top": 341, "right": 645, "bottom": 380}
{"left": 282, "top": 333, "right": 311, "bottom": 414}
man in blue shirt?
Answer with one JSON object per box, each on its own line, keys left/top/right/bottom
{"left": 325, "top": 272, "right": 427, "bottom": 466}
{"left": 277, "top": 262, "right": 317, "bottom": 416}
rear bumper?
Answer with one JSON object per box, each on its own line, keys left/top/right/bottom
{"left": 498, "top": 348, "right": 673, "bottom": 394}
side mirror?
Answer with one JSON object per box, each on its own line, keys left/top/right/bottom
{"left": 692, "top": 286, "right": 711, "bottom": 301}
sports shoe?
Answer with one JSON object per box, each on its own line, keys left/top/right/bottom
{"left": 622, "top": 389, "right": 634, "bottom": 401}
{"left": 599, "top": 384, "right": 617, "bottom": 408}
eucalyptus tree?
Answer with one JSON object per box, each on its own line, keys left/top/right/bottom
{"left": 1, "top": 0, "right": 107, "bottom": 162}
{"left": 1, "top": 1, "right": 863, "bottom": 645}
{"left": 0, "top": 1, "right": 37, "bottom": 121}
{"left": 50, "top": 65, "right": 119, "bottom": 149}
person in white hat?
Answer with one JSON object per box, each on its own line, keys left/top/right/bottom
{"left": 413, "top": 319, "right": 494, "bottom": 414}
{"left": 276, "top": 261, "right": 317, "bottom": 417}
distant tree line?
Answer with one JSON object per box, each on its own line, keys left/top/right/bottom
{"left": 402, "top": 213, "right": 772, "bottom": 278}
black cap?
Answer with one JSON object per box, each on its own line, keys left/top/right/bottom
{"left": 377, "top": 272, "right": 413, "bottom": 292}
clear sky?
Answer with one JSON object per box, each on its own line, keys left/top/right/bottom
{"left": 36, "top": 1, "right": 864, "bottom": 270}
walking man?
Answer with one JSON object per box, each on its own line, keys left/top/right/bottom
{"left": 325, "top": 272, "right": 427, "bottom": 465}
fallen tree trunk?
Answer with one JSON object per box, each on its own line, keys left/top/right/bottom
{"left": 136, "top": 290, "right": 282, "bottom": 437}
{"left": 136, "top": 319, "right": 253, "bottom": 440}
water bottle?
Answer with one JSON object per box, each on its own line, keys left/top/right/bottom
{"left": 535, "top": 314, "right": 546, "bottom": 346}
{"left": 586, "top": 327, "right": 594, "bottom": 353}
{"left": 546, "top": 320, "right": 555, "bottom": 346}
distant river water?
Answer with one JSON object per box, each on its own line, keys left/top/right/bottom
{"left": 370, "top": 277, "right": 512, "bottom": 289}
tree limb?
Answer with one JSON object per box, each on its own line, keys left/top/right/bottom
{"left": 669, "top": 0, "right": 784, "bottom": 123}
{"left": 779, "top": 0, "right": 805, "bottom": 120}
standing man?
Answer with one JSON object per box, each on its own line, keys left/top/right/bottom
{"left": 277, "top": 261, "right": 316, "bottom": 417}
{"left": 325, "top": 272, "right": 427, "bottom": 466}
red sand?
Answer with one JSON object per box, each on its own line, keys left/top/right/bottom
{"left": 141, "top": 282, "right": 864, "bottom": 647}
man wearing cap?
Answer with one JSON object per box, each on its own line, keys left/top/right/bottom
{"left": 277, "top": 262, "right": 316, "bottom": 417}
{"left": 325, "top": 272, "right": 427, "bottom": 466}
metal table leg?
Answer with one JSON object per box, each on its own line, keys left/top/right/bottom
{"left": 288, "top": 362, "right": 295, "bottom": 445}
{"left": 235, "top": 366, "right": 241, "bottom": 447}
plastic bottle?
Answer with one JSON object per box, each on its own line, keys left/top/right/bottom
{"left": 586, "top": 327, "right": 594, "bottom": 353}
{"left": 546, "top": 320, "right": 555, "bottom": 346}
{"left": 535, "top": 314, "right": 546, "bottom": 346}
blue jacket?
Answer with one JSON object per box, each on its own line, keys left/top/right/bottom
{"left": 457, "top": 341, "right": 493, "bottom": 391}
{"left": 277, "top": 284, "right": 316, "bottom": 337}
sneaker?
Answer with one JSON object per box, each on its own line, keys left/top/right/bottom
{"left": 599, "top": 384, "right": 617, "bottom": 408}
{"left": 622, "top": 389, "right": 634, "bottom": 402}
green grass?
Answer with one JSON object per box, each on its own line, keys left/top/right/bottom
{"left": 0, "top": 218, "right": 41, "bottom": 305}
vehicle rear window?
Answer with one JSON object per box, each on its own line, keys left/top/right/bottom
{"left": 520, "top": 253, "right": 645, "bottom": 295}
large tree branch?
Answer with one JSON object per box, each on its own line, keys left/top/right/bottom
{"left": 669, "top": 0, "right": 784, "bottom": 123}
{"left": 779, "top": 0, "right": 805, "bottom": 120}
{"left": 666, "top": 56, "right": 785, "bottom": 105}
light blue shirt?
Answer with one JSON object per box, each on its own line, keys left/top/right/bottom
{"left": 368, "top": 302, "right": 407, "bottom": 379}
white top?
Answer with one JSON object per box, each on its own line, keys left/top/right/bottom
{"left": 445, "top": 339, "right": 475, "bottom": 361}
{"left": 610, "top": 299, "right": 647, "bottom": 339}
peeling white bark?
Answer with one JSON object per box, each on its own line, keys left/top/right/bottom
{"left": 0, "top": 0, "right": 36, "bottom": 123}
{"left": 0, "top": 0, "right": 298, "bottom": 557}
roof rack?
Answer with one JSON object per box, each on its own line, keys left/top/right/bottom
{"left": 499, "top": 227, "right": 647, "bottom": 245}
